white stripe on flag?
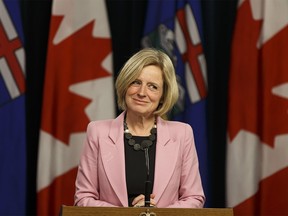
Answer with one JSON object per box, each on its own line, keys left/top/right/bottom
{"left": 185, "top": 63, "right": 200, "bottom": 103}
{"left": 227, "top": 130, "right": 288, "bottom": 207}
{"left": 185, "top": 4, "right": 200, "bottom": 45}
{"left": 198, "top": 54, "right": 207, "bottom": 88}
{"left": 15, "top": 48, "right": 25, "bottom": 76}
{"left": 37, "top": 130, "right": 85, "bottom": 191}
{"left": 0, "top": 0, "right": 17, "bottom": 40}
{"left": 175, "top": 17, "right": 186, "bottom": 54}
{"left": 0, "top": 58, "right": 20, "bottom": 98}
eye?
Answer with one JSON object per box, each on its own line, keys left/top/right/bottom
{"left": 148, "top": 83, "right": 158, "bottom": 91}
{"left": 130, "top": 80, "right": 141, "bottom": 86}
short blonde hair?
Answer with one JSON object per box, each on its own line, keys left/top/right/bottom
{"left": 115, "top": 48, "right": 179, "bottom": 117}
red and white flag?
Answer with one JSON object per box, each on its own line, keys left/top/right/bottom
{"left": 37, "top": 0, "right": 115, "bottom": 215}
{"left": 227, "top": 0, "right": 288, "bottom": 215}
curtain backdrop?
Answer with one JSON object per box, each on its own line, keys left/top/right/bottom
{"left": 202, "top": 0, "right": 238, "bottom": 207}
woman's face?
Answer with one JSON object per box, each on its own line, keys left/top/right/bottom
{"left": 125, "top": 65, "right": 164, "bottom": 117}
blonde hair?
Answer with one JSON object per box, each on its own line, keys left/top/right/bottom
{"left": 115, "top": 48, "right": 179, "bottom": 117}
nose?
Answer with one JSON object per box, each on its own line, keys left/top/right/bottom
{"left": 137, "top": 84, "right": 146, "bottom": 97}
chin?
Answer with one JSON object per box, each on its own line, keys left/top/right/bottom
{"left": 129, "top": 109, "right": 150, "bottom": 116}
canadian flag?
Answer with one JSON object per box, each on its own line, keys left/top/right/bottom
{"left": 227, "top": 0, "right": 288, "bottom": 215}
{"left": 36, "top": 0, "right": 115, "bottom": 215}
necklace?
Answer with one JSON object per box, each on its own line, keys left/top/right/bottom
{"left": 124, "top": 120, "right": 157, "bottom": 151}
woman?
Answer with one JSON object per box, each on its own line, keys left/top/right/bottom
{"left": 74, "top": 48, "right": 205, "bottom": 208}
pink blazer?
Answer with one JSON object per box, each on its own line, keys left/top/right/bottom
{"left": 74, "top": 112, "right": 205, "bottom": 208}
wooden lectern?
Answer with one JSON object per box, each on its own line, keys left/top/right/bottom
{"left": 60, "top": 206, "right": 234, "bottom": 216}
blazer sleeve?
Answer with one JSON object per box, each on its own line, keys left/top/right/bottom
{"left": 74, "top": 122, "right": 117, "bottom": 207}
{"left": 167, "top": 123, "right": 205, "bottom": 208}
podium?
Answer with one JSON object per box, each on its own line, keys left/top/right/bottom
{"left": 60, "top": 206, "right": 234, "bottom": 216}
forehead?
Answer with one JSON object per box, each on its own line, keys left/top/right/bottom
{"left": 137, "top": 65, "right": 163, "bottom": 82}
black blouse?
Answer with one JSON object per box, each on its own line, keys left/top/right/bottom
{"left": 124, "top": 136, "right": 156, "bottom": 206}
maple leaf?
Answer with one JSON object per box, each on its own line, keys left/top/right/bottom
{"left": 228, "top": 0, "right": 288, "bottom": 147}
{"left": 41, "top": 16, "right": 112, "bottom": 144}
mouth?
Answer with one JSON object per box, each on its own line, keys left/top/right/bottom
{"left": 133, "top": 98, "right": 148, "bottom": 104}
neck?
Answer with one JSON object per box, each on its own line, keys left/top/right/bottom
{"left": 125, "top": 113, "right": 156, "bottom": 136}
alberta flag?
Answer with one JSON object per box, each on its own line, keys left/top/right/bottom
{"left": 142, "top": 0, "right": 208, "bottom": 206}
{"left": 37, "top": 0, "right": 115, "bottom": 215}
{"left": 0, "top": 0, "right": 26, "bottom": 214}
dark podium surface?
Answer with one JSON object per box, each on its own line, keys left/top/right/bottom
{"left": 60, "top": 206, "right": 234, "bottom": 216}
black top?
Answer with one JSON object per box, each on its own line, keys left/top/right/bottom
{"left": 124, "top": 135, "right": 156, "bottom": 206}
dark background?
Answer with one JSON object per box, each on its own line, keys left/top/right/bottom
{"left": 21, "top": 0, "right": 238, "bottom": 214}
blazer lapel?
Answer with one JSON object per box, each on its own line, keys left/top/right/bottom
{"left": 153, "top": 117, "right": 180, "bottom": 203}
{"left": 99, "top": 114, "right": 179, "bottom": 206}
{"left": 100, "top": 112, "right": 128, "bottom": 206}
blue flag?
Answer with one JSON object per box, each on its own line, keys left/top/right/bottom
{"left": 0, "top": 0, "right": 26, "bottom": 214}
{"left": 142, "top": 0, "right": 209, "bottom": 206}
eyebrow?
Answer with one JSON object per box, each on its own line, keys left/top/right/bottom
{"left": 134, "top": 78, "right": 162, "bottom": 87}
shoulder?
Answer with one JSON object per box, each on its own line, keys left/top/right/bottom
{"left": 86, "top": 112, "right": 125, "bottom": 137}
{"left": 86, "top": 119, "right": 114, "bottom": 136}
{"left": 159, "top": 118, "right": 193, "bottom": 137}
{"left": 88, "top": 119, "right": 113, "bottom": 128}
{"left": 160, "top": 118, "right": 192, "bottom": 131}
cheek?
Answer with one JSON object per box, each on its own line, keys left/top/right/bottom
{"left": 156, "top": 90, "right": 164, "bottom": 101}
{"left": 125, "top": 87, "right": 137, "bottom": 103}
{"left": 151, "top": 93, "right": 163, "bottom": 104}
{"left": 126, "top": 86, "right": 138, "bottom": 95}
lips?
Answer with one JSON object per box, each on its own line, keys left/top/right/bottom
{"left": 133, "top": 98, "right": 148, "bottom": 104}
